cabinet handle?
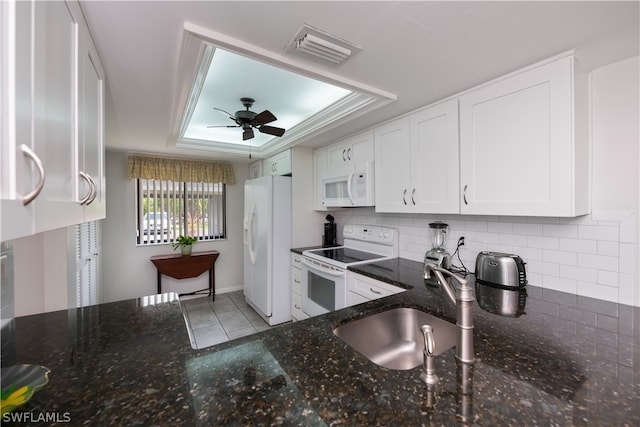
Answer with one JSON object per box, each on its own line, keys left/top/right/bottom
{"left": 463, "top": 184, "right": 468, "bottom": 205}
{"left": 342, "top": 149, "right": 346, "bottom": 162}
{"left": 347, "top": 147, "right": 351, "bottom": 160}
{"left": 411, "top": 188, "right": 416, "bottom": 205}
{"left": 294, "top": 304, "right": 301, "bottom": 309}
{"left": 294, "top": 258, "right": 301, "bottom": 263}
{"left": 20, "top": 144, "right": 46, "bottom": 206}
{"left": 89, "top": 174, "right": 97, "bottom": 204}
{"left": 294, "top": 279, "right": 301, "bottom": 283}
{"left": 87, "top": 174, "right": 97, "bottom": 205}
{"left": 369, "top": 287, "right": 382, "bottom": 294}
{"left": 403, "top": 189, "right": 407, "bottom": 205}
{"left": 78, "top": 171, "right": 96, "bottom": 205}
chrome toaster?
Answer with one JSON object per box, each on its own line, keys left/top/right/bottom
{"left": 475, "top": 251, "right": 527, "bottom": 289}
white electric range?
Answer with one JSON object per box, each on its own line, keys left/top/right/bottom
{"left": 300, "top": 224, "right": 398, "bottom": 317}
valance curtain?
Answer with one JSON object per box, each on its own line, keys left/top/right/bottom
{"left": 127, "top": 155, "right": 235, "bottom": 185}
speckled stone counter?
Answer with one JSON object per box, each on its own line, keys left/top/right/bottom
{"left": 3, "top": 258, "right": 639, "bottom": 426}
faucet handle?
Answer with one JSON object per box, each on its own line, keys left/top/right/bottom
{"left": 420, "top": 324, "right": 440, "bottom": 386}
{"left": 421, "top": 325, "right": 435, "bottom": 355}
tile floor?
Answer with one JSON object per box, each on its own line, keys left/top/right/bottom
{"left": 180, "top": 290, "right": 272, "bottom": 349}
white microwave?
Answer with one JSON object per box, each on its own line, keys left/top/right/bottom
{"left": 322, "top": 163, "right": 375, "bottom": 207}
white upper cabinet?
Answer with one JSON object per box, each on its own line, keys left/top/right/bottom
{"left": 326, "top": 131, "right": 374, "bottom": 177}
{"left": 32, "top": 0, "right": 82, "bottom": 233}
{"left": 263, "top": 149, "right": 292, "bottom": 176}
{"left": 1, "top": 0, "right": 106, "bottom": 242}
{"left": 248, "top": 160, "right": 263, "bottom": 179}
{"left": 374, "top": 117, "right": 412, "bottom": 212}
{"left": 375, "top": 99, "right": 460, "bottom": 213}
{"left": 313, "top": 147, "right": 328, "bottom": 211}
{"left": 459, "top": 55, "right": 589, "bottom": 216}
{"left": 1, "top": 0, "right": 39, "bottom": 241}
{"left": 77, "top": 12, "right": 106, "bottom": 223}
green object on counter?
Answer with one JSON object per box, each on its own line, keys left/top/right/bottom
{"left": 1, "top": 364, "right": 50, "bottom": 415}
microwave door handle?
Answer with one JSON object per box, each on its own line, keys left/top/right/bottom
{"left": 301, "top": 259, "right": 345, "bottom": 277}
{"left": 346, "top": 173, "right": 355, "bottom": 205}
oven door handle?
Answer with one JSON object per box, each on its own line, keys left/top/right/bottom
{"left": 301, "top": 258, "right": 345, "bottom": 277}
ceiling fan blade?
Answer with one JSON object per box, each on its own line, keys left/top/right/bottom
{"left": 253, "top": 110, "right": 277, "bottom": 125}
{"left": 207, "top": 125, "right": 239, "bottom": 128}
{"left": 258, "top": 125, "right": 285, "bottom": 137}
{"left": 213, "top": 107, "right": 236, "bottom": 121}
{"left": 242, "top": 128, "right": 255, "bottom": 141}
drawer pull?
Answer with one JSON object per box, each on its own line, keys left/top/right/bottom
{"left": 369, "top": 287, "right": 382, "bottom": 294}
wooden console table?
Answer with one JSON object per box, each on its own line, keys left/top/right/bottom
{"left": 150, "top": 251, "right": 219, "bottom": 299}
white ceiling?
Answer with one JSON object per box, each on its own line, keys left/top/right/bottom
{"left": 79, "top": 1, "right": 640, "bottom": 163}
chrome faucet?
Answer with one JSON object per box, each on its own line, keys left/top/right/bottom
{"left": 420, "top": 325, "right": 440, "bottom": 386}
{"left": 423, "top": 263, "right": 475, "bottom": 365}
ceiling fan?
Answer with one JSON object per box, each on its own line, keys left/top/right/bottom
{"left": 208, "top": 97, "right": 286, "bottom": 141}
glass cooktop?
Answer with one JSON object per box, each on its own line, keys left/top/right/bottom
{"left": 306, "top": 247, "right": 385, "bottom": 264}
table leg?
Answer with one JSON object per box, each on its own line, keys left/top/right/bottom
{"left": 157, "top": 270, "right": 162, "bottom": 294}
{"left": 209, "top": 268, "right": 215, "bottom": 301}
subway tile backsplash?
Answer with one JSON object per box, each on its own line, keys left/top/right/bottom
{"left": 330, "top": 208, "right": 638, "bottom": 306}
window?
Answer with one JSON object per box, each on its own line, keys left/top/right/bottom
{"left": 135, "top": 179, "right": 226, "bottom": 245}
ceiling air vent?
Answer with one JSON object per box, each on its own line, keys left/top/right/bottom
{"left": 286, "top": 24, "right": 361, "bottom": 65}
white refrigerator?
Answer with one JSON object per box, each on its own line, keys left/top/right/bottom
{"left": 243, "top": 175, "right": 292, "bottom": 325}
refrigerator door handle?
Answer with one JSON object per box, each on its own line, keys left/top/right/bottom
{"left": 245, "top": 201, "right": 257, "bottom": 264}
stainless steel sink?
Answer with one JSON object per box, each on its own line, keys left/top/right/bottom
{"left": 333, "top": 307, "right": 457, "bottom": 370}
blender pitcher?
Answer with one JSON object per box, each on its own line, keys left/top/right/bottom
{"left": 424, "top": 221, "right": 451, "bottom": 271}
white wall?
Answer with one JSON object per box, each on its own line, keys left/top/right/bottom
{"left": 101, "top": 151, "right": 248, "bottom": 303}
{"left": 12, "top": 227, "right": 68, "bottom": 316}
{"left": 327, "top": 56, "right": 640, "bottom": 307}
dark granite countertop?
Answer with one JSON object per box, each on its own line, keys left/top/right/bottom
{"left": 3, "top": 258, "right": 639, "bottom": 426}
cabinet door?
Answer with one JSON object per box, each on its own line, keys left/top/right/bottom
{"left": 326, "top": 140, "right": 352, "bottom": 177}
{"left": 410, "top": 99, "right": 460, "bottom": 213}
{"left": 32, "top": 0, "right": 82, "bottom": 232}
{"left": 347, "top": 271, "right": 404, "bottom": 306}
{"left": 1, "top": 0, "right": 37, "bottom": 241}
{"left": 326, "top": 131, "right": 374, "bottom": 177}
{"left": 459, "top": 57, "right": 576, "bottom": 216}
{"left": 249, "top": 160, "right": 262, "bottom": 179}
{"left": 349, "top": 131, "right": 374, "bottom": 173}
{"left": 263, "top": 149, "right": 291, "bottom": 176}
{"left": 374, "top": 117, "right": 411, "bottom": 213}
{"left": 78, "top": 18, "right": 105, "bottom": 223}
{"left": 313, "top": 147, "right": 328, "bottom": 210}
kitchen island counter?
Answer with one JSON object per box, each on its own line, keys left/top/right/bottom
{"left": 4, "top": 259, "right": 639, "bottom": 425}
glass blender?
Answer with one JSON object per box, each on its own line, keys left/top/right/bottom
{"left": 424, "top": 222, "right": 451, "bottom": 285}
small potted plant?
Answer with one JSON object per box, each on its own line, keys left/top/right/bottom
{"left": 172, "top": 235, "right": 198, "bottom": 256}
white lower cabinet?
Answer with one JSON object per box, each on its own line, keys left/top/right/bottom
{"left": 291, "top": 253, "right": 308, "bottom": 321}
{"left": 346, "top": 271, "right": 405, "bottom": 306}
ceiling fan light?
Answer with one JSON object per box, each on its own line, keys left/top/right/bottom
{"left": 242, "top": 128, "right": 254, "bottom": 141}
